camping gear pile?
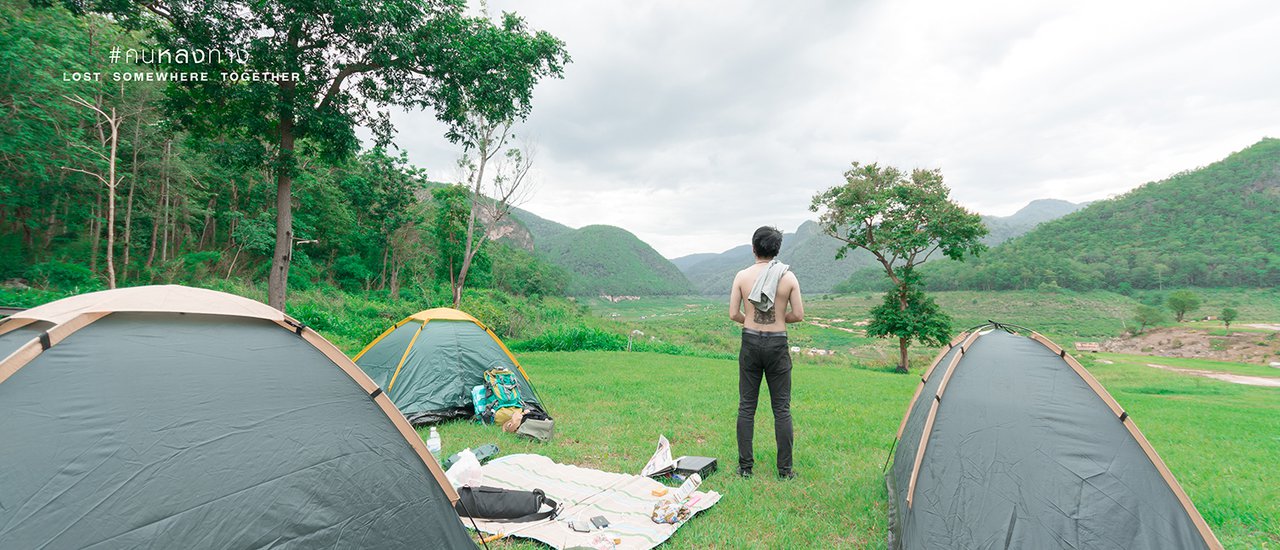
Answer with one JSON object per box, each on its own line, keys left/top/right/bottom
{"left": 885, "top": 322, "right": 1223, "bottom": 550}
{"left": 0, "top": 286, "right": 473, "bottom": 548}
{"left": 354, "top": 307, "right": 554, "bottom": 440}
{"left": 458, "top": 454, "right": 722, "bottom": 550}
{"left": 474, "top": 366, "right": 556, "bottom": 441}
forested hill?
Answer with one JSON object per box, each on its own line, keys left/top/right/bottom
{"left": 537, "top": 225, "right": 694, "bottom": 296}
{"left": 981, "top": 199, "right": 1086, "bottom": 246}
{"left": 867, "top": 138, "right": 1280, "bottom": 292}
{"left": 510, "top": 207, "right": 574, "bottom": 245}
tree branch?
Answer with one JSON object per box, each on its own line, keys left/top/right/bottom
{"left": 62, "top": 166, "right": 108, "bottom": 185}
{"left": 316, "top": 62, "right": 383, "bottom": 109}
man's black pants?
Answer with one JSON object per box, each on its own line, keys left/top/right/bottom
{"left": 737, "top": 328, "right": 793, "bottom": 474}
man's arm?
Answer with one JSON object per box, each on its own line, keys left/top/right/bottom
{"left": 783, "top": 273, "right": 804, "bottom": 324}
{"left": 728, "top": 273, "right": 746, "bottom": 324}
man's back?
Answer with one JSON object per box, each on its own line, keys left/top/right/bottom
{"left": 731, "top": 263, "right": 803, "bottom": 332}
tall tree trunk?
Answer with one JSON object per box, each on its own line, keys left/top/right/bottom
{"left": 389, "top": 235, "right": 402, "bottom": 301}
{"left": 90, "top": 190, "right": 101, "bottom": 273}
{"left": 897, "top": 337, "right": 909, "bottom": 374}
{"left": 105, "top": 107, "right": 118, "bottom": 289}
{"left": 453, "top": 137, "right": 490, "bottom": 308}
{"left": 146, "top": 213, "right": 158, "bottom": 270}
{"left": 267, "top": 80, "right": 297, "bottom": 311}
{"left": 200, "top": 196, "right": 216, "bottom": 247}
{"left": 896, "top": 286, "right": 909, "bottom": 373}
{"left": 390, "top": 261, "right": 401, "bottom": 301}
{"left": 160, "top": 140, "right": 171, "bottom": 263}
{"left": 380, "top": 242, "right": 389, "bottom": 291}
{"left": 123, "top": 117, "right": 140, "bottom": 282}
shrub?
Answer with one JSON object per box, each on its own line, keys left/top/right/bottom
{"left": 331, "top": 254, "right": 372, "bottom": 292}
{"left": 26, "top": 262, "right": 103, "bottom": 291}
{"left": 178, "top": 251, "right": 222, "bottom": 283}
{"left": 509, "top": 325, "right": 627, "bottom": 352}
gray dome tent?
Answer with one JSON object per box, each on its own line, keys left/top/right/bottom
{"left": 0, "top": 285, "right": 474, "bottom": 549}
{"left": 886, "top": 324, "right": 1221, "bottom": 550}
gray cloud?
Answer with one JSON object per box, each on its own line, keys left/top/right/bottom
{"left": 373, "top": 0, "right": 1280, "bottom": 258}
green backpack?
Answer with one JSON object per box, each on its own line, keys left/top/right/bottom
{"left": 483, "top": 368, "right": 524, "bottom": 416}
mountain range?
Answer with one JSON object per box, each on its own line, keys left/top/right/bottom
{"left": 504, "top": 208, "right": 692, "bottom": 296}
{"left": 503, "top": 197, "right": 1083, "bottom": 296}
{"left": 670, "top": 199, "right": 1086, "bottom": 295}
{"left": 501, "top": 137, "right": 1278, "bottom": 296}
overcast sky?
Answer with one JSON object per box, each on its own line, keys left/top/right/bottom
{"left": 374, "top": 0, "right": 1280, "bottom": 259}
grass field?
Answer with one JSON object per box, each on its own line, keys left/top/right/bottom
{"left": 425, "top": 350, "right": 1279, "bottom": 549}
{"left": 586, "top": 290, "right": 1160, "bottom": 371}
{"left": 1095, "top": 352, "right": 1280, "bottom": 379}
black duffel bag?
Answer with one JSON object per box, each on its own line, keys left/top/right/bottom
{"left": 454, "top": 486, "right": 559, "bottom": 522}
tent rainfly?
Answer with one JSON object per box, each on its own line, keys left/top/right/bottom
{"left": 0, "top": 285, "right": 475, "bottom": 549}
{"left": 354, "top": 307, "right": 545, "bottom": 425}
{"left": 886, "top": 323, "right": 1222, "bottom": 550}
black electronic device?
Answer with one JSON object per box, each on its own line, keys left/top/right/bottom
{"left": 674, "top": 456, "right": 718, "bottom": 479}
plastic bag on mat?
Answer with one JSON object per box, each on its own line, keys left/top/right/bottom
{"left": 445, "top": 448, "right": 483, "bottom": 488}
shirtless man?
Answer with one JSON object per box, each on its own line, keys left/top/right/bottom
{"left": 728, "top": 226, "right": 804, "bottom": 479}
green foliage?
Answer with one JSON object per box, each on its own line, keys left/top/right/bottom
{"left": 538, "top": 225, "right": 693, "bottom": 296}
{"left": 25, "top": 261, "right": 103, "bottom": 291}
{"left": 917, "top": 139, "right": 1280, "bottom": 291}
{"left": 22, "top": 0, "right": 568, "bottom": 306}
{"left": 428, "top": 184, "right": 474, "bottom": 284}
{"left": 332, "top": 255, "right": 374, "bottom": 292}
{"left": 1134, "top": 304, "right": 1167, "bottom": 333}
{"left": 809, "top": 162, "right": 988, "bottom": 267}
{"left": 865, "top": 269, "right": 953, "bottom": 349}
{"left": 491, "top": 243, "right": 569, "bottom": 297}
{"left": 1221, "top": 307, "right": 1238, "bottom": 328}
{"left": 508, "top": 323, "right": 716, "bottom": 358}
{"left": 509, "top": 325, "right": 628, "bottom": 352}
{"left": 1166, "top": 289, "right": 1202, "bottom": 322}
{"left": 176, "top": 251, "right": 222, "bottom": 283}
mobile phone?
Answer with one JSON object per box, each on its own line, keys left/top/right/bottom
{"left": 591, "top": 515, "right": 609, "bottom": 528}
{"left": 569, "top": 519, "right": 593, "bottom": 532}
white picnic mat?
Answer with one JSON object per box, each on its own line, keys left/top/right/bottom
{"left": 464, "top": 454, "right": 721, "bottom": 550}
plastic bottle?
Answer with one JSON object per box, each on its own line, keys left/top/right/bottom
{"left": 427, "top": 427, "right": 442, "bottom": 459}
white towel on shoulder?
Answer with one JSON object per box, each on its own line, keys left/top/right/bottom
{"left": 747, "top": 259, "right": 790, "bottom": 313}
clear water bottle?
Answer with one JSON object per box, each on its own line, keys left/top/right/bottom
{"left": 427, "top": 427, "right": 442, "bottom": 459}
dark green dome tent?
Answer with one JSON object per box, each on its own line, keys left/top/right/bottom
{"left": 354, "top": 307, "right": 545, "bottom": 425}
{"left": 0, "top": 286, "right": 474, "bottom": 549}
{"left": 886, "top": 324, "right": 1222, "bottom": 550}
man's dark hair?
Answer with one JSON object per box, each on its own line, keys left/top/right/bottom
{"left": 752, "top": 226, "right": 783, "bottom": 259}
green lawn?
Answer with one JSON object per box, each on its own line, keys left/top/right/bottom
{"left": 427, "top": 351, "right": 1279, "bottom": 549}
{"left": 586, "top": 291, "right": 1163, "bottom": 370}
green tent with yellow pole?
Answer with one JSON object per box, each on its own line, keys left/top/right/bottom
{"left": 354, "top": 308, "right": 545, "bottom": 425}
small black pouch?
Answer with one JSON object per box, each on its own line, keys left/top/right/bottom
{"left": 454, "top": 486, "right": 558, "bottom": 522}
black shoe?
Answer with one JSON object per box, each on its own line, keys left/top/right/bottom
{"left": 736, "top": 467, "right": 753, "bottom": 478}
{"left": 778, "top": 469, "right": 798, "bottom": 480}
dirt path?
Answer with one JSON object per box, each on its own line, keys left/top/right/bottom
{"left": 1104, "top": 326, "right": 1280, "bottom": 364}
{"left": 1244, "top": 323, "right": 1280, "bottom": 331}
{"left": 1144, "top": 363, "right": 1280, "bottom": 387}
